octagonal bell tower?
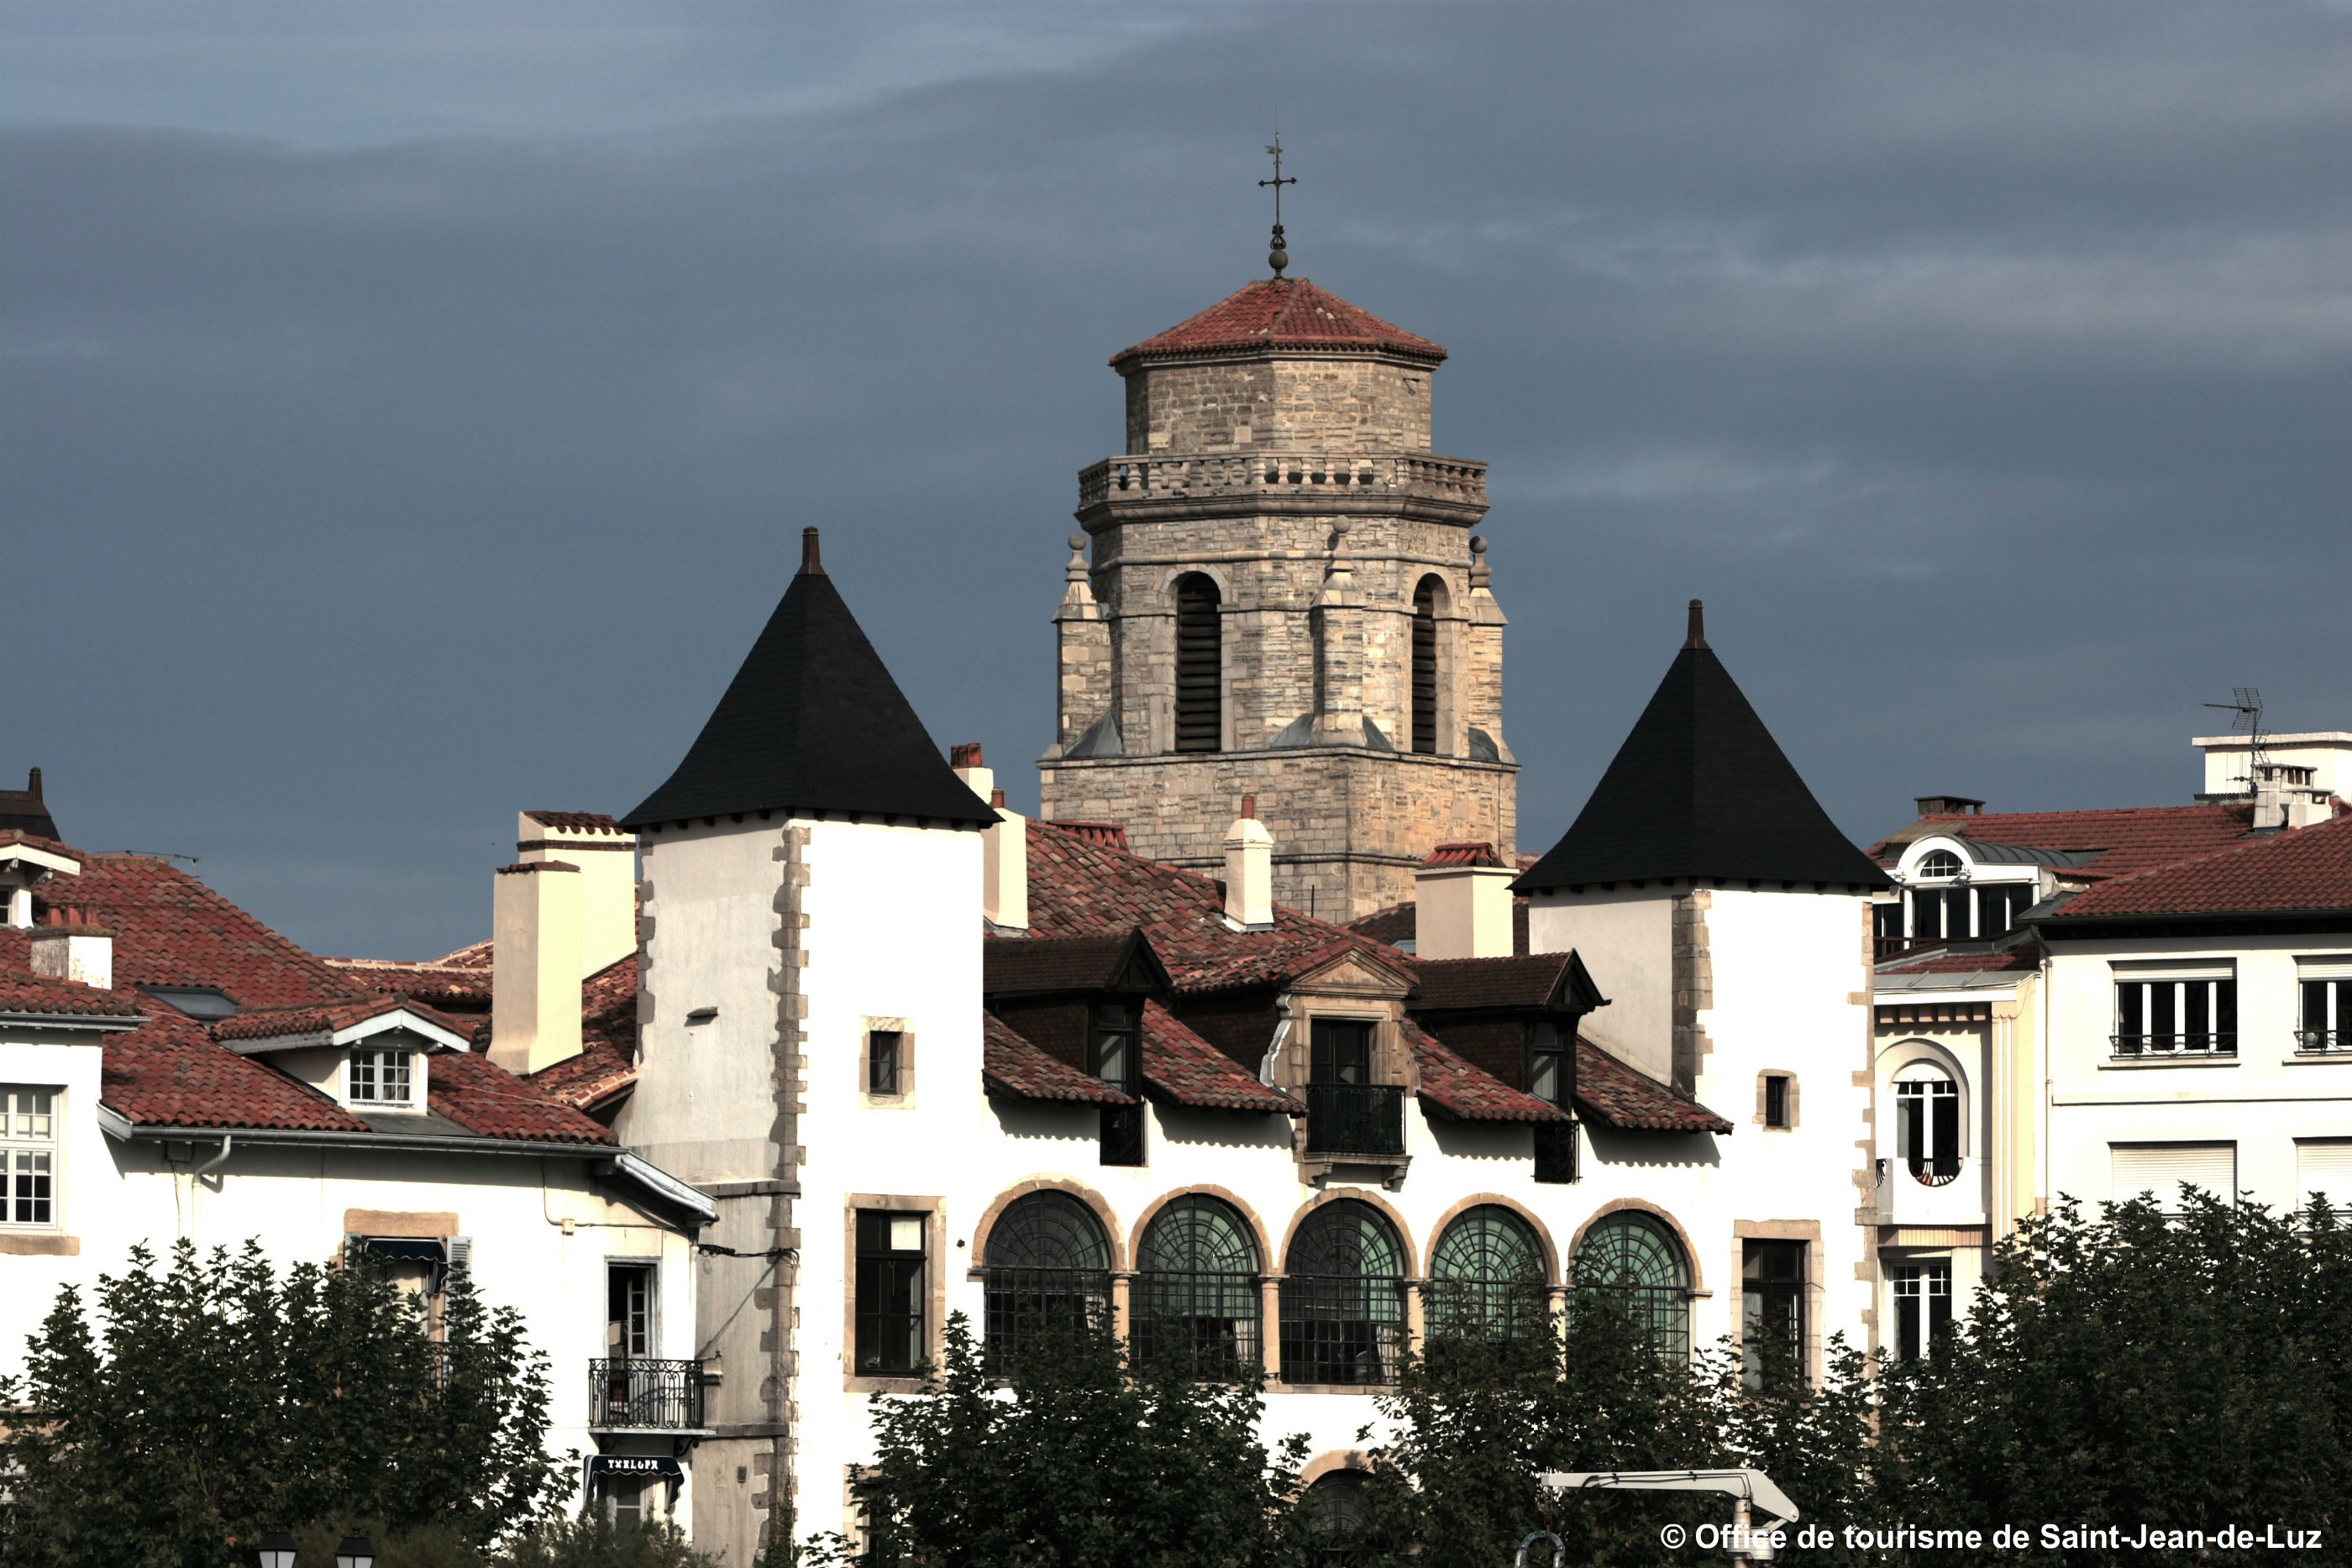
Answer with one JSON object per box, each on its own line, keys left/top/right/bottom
{"left": 1039, "top": 274, "right": 1516, "bottom": 921}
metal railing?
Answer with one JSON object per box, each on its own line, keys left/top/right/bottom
{"left": 2111, "top": 1033, "right": 2236, "bottom": 1059}
{"left": 2296, "top": 1030, "right": 2349, "bottom": 1054}
{"left": 1305, "top": 1083, "right": 1407, "bottom": 1156}
{"left": 588, "top": 1358, "right": 705, "bottom": 1430}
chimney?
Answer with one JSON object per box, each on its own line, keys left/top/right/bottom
{"left": 1223, "top": 797, "right": 1273, "bottom": 930}
{"left": 30, "top": 915, "right": 113, "bottom": 991}
{"left": 517, "top": 812, "right": 638, "bottom": 978}
{"left": 1914, "top": 795, "right": 1986, "bottom": 818}
{"left": 983, "top": 787, "right": 1029, "bottom": 931}
{"left": 950, "top": 742, "right": 993, "bottom": 802}
{"left": 491, "top": 861, "right": 583, "bottom": 1076}
{"left": 2253, "top": 764, "right": 2334, "bottom": 832}
{"left": 1415, "top": 843, "right": 1515, "bottom": 959}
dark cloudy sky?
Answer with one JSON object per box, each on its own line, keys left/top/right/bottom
{"left": 8, "top": 3, "right": 2347, "bottom": 961}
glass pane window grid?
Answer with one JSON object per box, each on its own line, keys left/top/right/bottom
{"left": 982, "top": 1193, "right": 1111, "bottom": 1364}
{"left": 1526, "top": 1020, "right": 1566, "bottom": 1104}
{"left": 1090, "top": 1004, "right": 1138, "bottom": 1089}
{"left": 867, "top": 1031, "right": 902, "bottom": 1095}
{"left": 2301, "top": 978, "right": 2349, "bottom": 1052}
{"left": 1531, "top": 1121, "right": 1578, "bottom": 1183}
{"left": 1570, "top": 1212, "right": 1690, "bottom": 1365}
{"left": 349, "top": 1049, "right": 415, "bottom": 1104}
{"left": 1310, "top": 1020, "right": 1373, "bottom": 1085}
{"left": 854, "top": 1211, "right": 927, "bottom": 1376}
{"left": 1893, "top": 1261, "right": 1954, "bottom": 1362}
{"left": 607, "top": 1264, "right": 654, "bottom": 1358}
{"left": 1134, "top": 1197, "right": 1261, "bottom": 1377}
{"left": 1427, "top": 1205, "right": 1545, "bottom": 1341}
{"left": 1741, "top": 1240, "right": 1808, "bottom": 1388}
{"left": 1894, "top": 1074, "right": 1961, "bottom": 1183}
{"left": 1280, "top": 1202, "right": 1405, "bottom": 1385}
{"left": 1914, "top": 850, "right": 1964, "bottom": 878}
{"left": 2113, "top": 978, "right": 2236, "bottom": 1056}
{"left": 3, "top": 1088, "right": 58, "bottom": 1227}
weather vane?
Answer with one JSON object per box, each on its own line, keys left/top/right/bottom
{"left": 1259, "top": 134, "right": 1296, "bottom": 276}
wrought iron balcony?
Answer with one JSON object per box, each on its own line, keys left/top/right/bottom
{"left": 2111, "top": 1032, "right": 2236, "bottom": 1059}
{"left": 1304, "top": 1083, "right": 1406, "bottom": 1156}
{"left": 2296, "top": 1030, "right": 2349, "bottom": 1055}
{"left": 588, "top": 1358, "right": 706, "bottom": 1431}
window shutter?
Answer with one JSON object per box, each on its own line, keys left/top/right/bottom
{"left": 444, "top": 1235, "right": 474, "bottom": 1277}
{"left": 2109, "top": 1143, "right": 2234, "bottom": 1204}
{"left": 2296, "top": 957, "right": 2352, "bottom": 981}
{"left": 2298, "top": 1141, "right": 2352, "bottom": 1206}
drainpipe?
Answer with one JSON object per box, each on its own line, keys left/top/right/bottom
{"left": 192, "top": 1132, "right": 234, "bottom": 1180}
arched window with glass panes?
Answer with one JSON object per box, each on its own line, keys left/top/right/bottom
{"left": 1299, "top": 1471, "right": 1373, "bottom": 1567}
{"left": 1133, "top": 1195, "right": 1262, "bottom": 1377}
{"left": 1427, "top": 1205, "right": 1546, "bottom": 1341}
{"left": 1280, "top": 1201, "right": 1406, "bottom": 1386}
{"left": 1893, "top": 1061, "right": 1962, "bottom": 1184}
{"left": 1571, "top": 1211, "right": 1691, "bottom": 1364}
{"left": 981, "top": 1192, "right": 1111, "bottom": 1363}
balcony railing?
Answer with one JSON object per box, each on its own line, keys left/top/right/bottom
{"left": 1305, "top": 1083, "right": 1407, "bottom": 1156}
{"left": 2296, "top": 1030, "right": 2350, "bottom": 1055}
{"left": 588, "top": 1358, "right": 705, "bottom": 1431}
{"left": 2111, "top": 1033, "right": 2236, "bottom": 1059}
{"left": 1077, "top": 452, "right": 1488, "bottom": 511}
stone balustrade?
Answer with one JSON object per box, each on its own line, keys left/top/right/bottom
{"left": 1079, "top": 452, "right": 1487, "bottom": 510}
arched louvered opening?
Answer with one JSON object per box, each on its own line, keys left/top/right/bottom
{"left": 1134, "top": 1195, "right": 1263, "bottom": 1377}
{"left": 1570, "top": 1210, "right": 1692, "bottom": 1365}
{"left": 981, "top": 1192, "right": 1112, "bottom": 1364}
{"left": 1280, "top": 1200, "right": 1406, "bottom": 1385}
{"left": 1410, "top": 575, "right": 1441, "bottom": 755}
{"left": 1428, "top": 1204, "right": 1546, "bottom": 1341}
{"left": 1174, "top": 574, "right": 1222, "bottom": 753}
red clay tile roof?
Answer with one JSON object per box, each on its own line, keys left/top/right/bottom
{"left": 528, "top": 1039, "right": 638, "bottom": 1114}
{"left": 984, "top": 1014, "right": 1136, "bottom": 1106}
{"left": 1045, "top": 821, "right": 1131, "bottom": 852}
{"left": 47, "top": 855, "right": 360, "bottom": 1009}
{"left": 1026, "top": 819, "right": 1410, "bottom": 994}
{"left": 1574, "top": 1040, "right": 1733, "bottom": 1134}
{"left": 1424, "top": 842, "right": 1504, "bottom": 868}
{"left": 1412, "top": 952, "right": 1580, "bottom": 1011}
{"left": 0, "top": 970, "right": 147, "bottom": 1020}
{"left": 1876, "top": 943, "right": 2041, "bottom": 976}
{"left": 2044, "top": 812, "right": 2352, "bottom": 920}
{"left": 213, "top": 994, "right": 475, "bottom": 1045}
{"left": 1874, "top": 803, "right": 2258, "bottom": 878}
{"left": 983, "top": 933, "right": 1163, "bottom": 997}
{"left": 324, "top": 956, "right": 495, "bottom": 1011}
{"left": 1141, "top": 1000, "right": 1303, "bottom": 1114}
{"left": 102, "top": 1011, "right": 370, "bottom": 1133}
{"left": 423, "top": 1049, "right": 617, "bottom": 1143}
{"left": 1111, "top": 279, "right": 1446, "bottom": 368}
{"left": 523, "top": 810, "right": 624, "bottom": 833}
{"left": 0, "top": 829, "right": 87, "bottom": 860}
{"left": 1408, "top": 1019, "right": 1565, "bottom": 1123}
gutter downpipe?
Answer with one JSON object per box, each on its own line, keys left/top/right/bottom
{"left": 192, "top": 1132, "right": 234, "bottom": 1180}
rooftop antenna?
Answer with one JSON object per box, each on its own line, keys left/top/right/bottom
{"left": 2202, "top": 687, "right": 2265, "bottom": 794}
{"left": 1259, "top": 133, "right": 1296, "bottom": 276}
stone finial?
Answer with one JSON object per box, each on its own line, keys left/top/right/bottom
{"left": 1468, "top": 535, "right": 1491, "bottom": 592}
{"left": 1058, "top": 534, "right": 1100, "bottom": 620}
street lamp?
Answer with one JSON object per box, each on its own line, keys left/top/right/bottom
{"left": 254, "top": 1529, "right": 299, "bottom": 1568}
{"left": 334, "top": 1534, "right": 377, "bottom": 1568}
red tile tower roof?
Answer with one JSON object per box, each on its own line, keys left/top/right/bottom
{"left": 1110, "top": 279, "right": 1446, "bottom": 369}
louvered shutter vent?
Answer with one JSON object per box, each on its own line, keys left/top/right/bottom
{"left": 2110, "top": 1144, "right": 2235, "bottom": 1206}
{"left": 1410, "top": 579, "right": 1438, "bottom": 755}
{"left": 444, "top": 1235, "right": 474, "bottom": 1277}
{"left": 1174, "top": 577, "right": 1221, "bottom": 753}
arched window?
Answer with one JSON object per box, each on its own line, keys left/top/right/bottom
{"left": 1134, "top": 1196, "right": 1262, "bottom": 1377}
{"left": 1893, "top": 1062, "right": 1962, "bottom": 1184}
{"left": 1299, "top": 1471, "right": 1373, "bottom": 1567}
{"left": 1427, "top": 1205, "right": 1545, "bottom": 1340}
{"left": 1410, "top": 575, "right": 1442, "bottom": 755}
{"left": 981, "top": 1192, "right": 1111, "bottom": 1363}
{"left": 1173, "top": 574, "right": 1221, "bottom": 753}
{"left": 1914, "top": 849, "right": 1964, "bottom": 879}
{"left": 1571, "top": 1211, "right": 1691, "bottom": 1365}
{"left": 1280, "top": 1201, "right": 1406, "bottom": 1386}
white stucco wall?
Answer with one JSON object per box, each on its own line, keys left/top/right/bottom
{"left": 1525, "top": 889, "right": 1675, "bottom": 1081}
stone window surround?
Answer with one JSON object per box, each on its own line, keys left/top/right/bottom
{"left": 1755, "top": 1069, "right": 1800, "bottom": 1130}
{"left": 1730, "top": 1219, "right": 1825, "bottom": 1388}
{"left": 1276, "top": 984, "right": 1418, "bottom": 1188}
{"left": 843, "top": 1193, "right": 948, "bottom": 1395}
{"left": 859, "top": 1017, "right": 915, "bottom": 1109}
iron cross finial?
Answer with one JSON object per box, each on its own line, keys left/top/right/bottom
{"left": 1259, "top": 134, "right": 1296, "bottom": 276}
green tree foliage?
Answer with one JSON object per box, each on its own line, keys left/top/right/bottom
{"left": 0, "top": 1239, "right": 568, "bottom": 1568}
{"left": 801, "top": 1311, "right": 1310, "bottom": 1568}
{"left": 1872, "top": 1191, "right": 2350, "bottom": 1561}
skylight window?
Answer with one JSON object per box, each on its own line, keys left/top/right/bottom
{"left": 140, "top": 986, "right": 239, "bottom": 1020}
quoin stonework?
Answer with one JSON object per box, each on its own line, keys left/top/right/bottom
{"left": 1039, "top": 277, "right": 1515, "bottom": 921}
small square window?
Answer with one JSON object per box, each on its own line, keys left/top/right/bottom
{"left": 868, "top": 1031, "right": 902, "bottom": 1097}
{"left": 349, "top": 1049, "right": 416, "bottom": 1107}
{"left": 1763, "top": 1075, "right": 1791, "bottom": 1129}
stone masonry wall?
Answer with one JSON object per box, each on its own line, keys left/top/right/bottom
{"left": 1124, "top": 354, "right": 1435, "bottom": 454}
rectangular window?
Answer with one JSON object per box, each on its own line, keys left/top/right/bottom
{"left": 2111, "top": 1142, "right": 2235, "bottom": 1209}
{"left": 2, "top": 1087, "right": 57, "bottom": 1228}
{"left": 1532, "top": 1121, "right": 1578, "bottom": 1183}
{"left": 2113, "top": 974, "right": 2235, "bottom": 1057}
{"left": 1527, "top": 1020, "right": 1567, "bottom": 1104}
{"left": 1099, "top": 1103, "right": 1147, "bottom": 1167}
{"left": 1975, "top": 884, "right": 2025, "bottom": 938}
{"left": 1893, "top": 1261, "right": 1953, "bottom": 1361}
{"left": 1310, "top": 1019, "right": 1374, "bottom": 1084}
{"left": 1090, "top": 1003, "right": 1138, "bottom": 1090}
{"left": 868, "top": 1030, "right": 902, "bottom": 1096}
{"left": 1740, "top": 1240, "right": 1807, "bottom": 1388}
{"left": 1763, "top": 1074, "right": 1791, "bottom": 1129}
{"left": 854, "top": 1211, "right": 927, "bottom": 1376}
{"left": 349, "top": 1049, "right": 416, "bottom": 1105}
{"left": 2300, "top": 969, "right": 2350, "bottom": 1054}
{"left": 608, "top": 1262, "right": 654, "bottom": 1358}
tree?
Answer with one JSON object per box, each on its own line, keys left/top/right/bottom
{"left": 0, "top": 1239, "right": 570, "bottom": 1568}
{"left": 799, "top": 1311, "right": 1310, "bottom": 1568}
{"left": 1872, "top": 1192, "right": 2351, "bottom": 1560}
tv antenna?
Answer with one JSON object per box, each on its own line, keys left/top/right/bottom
{"left": 2202, "top": 687, "right": 2265, "bottom": 794}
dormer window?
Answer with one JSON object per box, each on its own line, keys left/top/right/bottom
{"left": 349, "top": 1048, "right": 417, "bottom": 1109}
{"left": 1914, "top": 849, "right": 1964, "bottom": 879}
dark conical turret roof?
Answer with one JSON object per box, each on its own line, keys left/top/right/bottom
{"left": 1514, "top": 603, "right": 1889, "bottom": 894}
{"left": 622, "top": 533, "right": 997, "bottom": 832}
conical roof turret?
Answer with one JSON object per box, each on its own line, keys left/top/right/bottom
{"left": 1514, "top": 602, "right": 1888, "bottom": 894}
{"left": 622, "top": 529, "right": 997, "bottom": 831}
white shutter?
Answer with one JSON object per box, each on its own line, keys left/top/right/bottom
{"left": 2110, "top": 1143, "right": 2235, "bottom": 1205}
{"left": 2295, "top": 956, "right": 2352, "bottom": 981}
{"left": 2298, "top": 1142, "right": 2352, "bottom": 1207}
{"left": 444, "top": 1235, "right": 474, "bottom": 1277}
{"left": 2110, "top": 959, "right": 2234, "bottom": 981}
